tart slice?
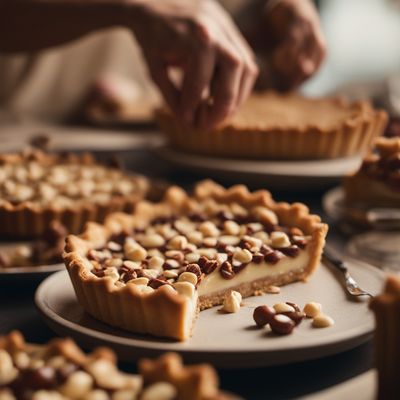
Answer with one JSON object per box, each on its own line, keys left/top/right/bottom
{"left": 0, "top": 331, "right": 230, "bottom": 399}
{"left": 157, "top": 91, "right": 388, "bottom": 160}
{"left": 0, "top": 149, "right": 149, "bottom": 238}
{"left": 64, "top": 180, "right": 328, "bottom": 340}
{"left": 344, "top": 137, "right": 400, "bottom": 208}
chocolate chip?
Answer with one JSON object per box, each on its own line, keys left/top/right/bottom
{"left": 148, "top": 278, "right": 169, "bottom": 289}
{"left": 188, "top": 212, "right": 207, "bottom": 222}
{"left": 186, "top": 263, "right": 201, "bottom": 277}
{"left": 92, "top": 269, "right": 105, "bottom": 278}
{"left": 201, "top": 259, "right": 218, "bottom": 274}
{"left": 19, "top": 367, "right": 57, "bottom": 389}
{"left": 56, "top": 363, "right": 79, "bottom": 384}
{"left": 121, "top": 270, "right": 137, "bottom": 283}
{"left": 253, "top": 305, "right": 276, "bottom": 327}
{"left": 260, "top": 244, "right": 273, "bottom": 255}
{"left": 216, "top": 242, "right": 228, "bottom": 252}
{"left": 292, "top": 238, "right": 307, "bottom": 249}
{"left": 239, "top": 239, "right": 252, "bottom": 250}
{"left": 216, "top": 210, "right": 233, "bottom": 221}
{"left": 280, "top": 245, "right": 300, "bottom": 258}
{"left": 233, "top": 263, "right": 247, "bottom": 274}
{"left": 220, "top": 261, "right": 235, "bottom": 279}
{"left": 252, "top": 253, "right": 264, "bottom": 264}
{"left": 269, "top": 314, "right": 295, "bottom": 335}
{"left": 264, "top": 251, "right": 283, "bottom": 264}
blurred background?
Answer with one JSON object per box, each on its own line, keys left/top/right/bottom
{"left": 1, "top": 0, "right": 400, "bottom": 124}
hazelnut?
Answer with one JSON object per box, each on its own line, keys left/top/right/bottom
{"left": 233, "top": 249, "right": 252, "bottom": 264}
{"left": 303, "top": 302, "right": 322, "bottom": 318}
{"left": 174, "top": 282, "right": 195, "bottom": 298}
{"left": 270, "top": 232, "right": 291, "bottom": 248}
{"left": 269, "top": 314, "right": 295, "bottom": 335}
{"left": 148, "top": 256, "right": 164, "bottom": 270}
{"left": 313, "top": 314, "right": 335, "bottom": 328}
{"left": 252, "top": 206, "right": 278, "bottom": 225}
{"left": 141, "top": 382, "right": 177, "bottom": 400}
{"left": 223, "top": 220, "right": 240, "bottom": 235}
{"left": 168, "top": 235, "right": 188, "bottom": 250}
{"left": 253, "top": 305, "right": 275, "bottom": 327}
{"left": 221, "top": 291, "right": 242, "bottom": 313}
{"left": 273, "top": 303, "right": 295, "bottom": 314}
{"left": 178, "top": 272, "right": 198, "bottom": 285}
{"left": 198, "top": 221, "right": 220, "bottom": 237}
{"left": 127, "top": 277, "right": 149, "bottom": 286}
{"left": 140, "top": 234, "right": 165, "bottom": 248}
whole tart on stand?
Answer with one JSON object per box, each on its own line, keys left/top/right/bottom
{"left": 0, "top": 149, "right": 150, "bottom": 239}
{"left": 0, "top": 331, "right": 231, "bottom": 399}
{"left": 156, "top": 91, "right": 388, "bottom": 160}
{"left": 63, "top": 180, "right": 328, "bottom": 341}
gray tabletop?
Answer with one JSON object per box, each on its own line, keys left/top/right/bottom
{"left": 0, "top": 145, "right": 373, "bottom": 400}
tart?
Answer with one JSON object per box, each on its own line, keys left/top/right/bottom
{"left": 64, "top": 180, "right": 328, "bottom": 341}
{"left": 344, "top": 137, "right": 400, "bottom": 208}
{"left": 0, "top": 149, "right": 149, "bottom": 239}
{"left": 370, "top": 275, "right": 400, "bottom": 400}
{"left": 0, "top": 331, "right": 230, "bottom": 399}
{"left": 157, "top": 91, "right": 388, "bottom": 160}
{"left": 0, "top": 221, "right": 66, "bottom": 269}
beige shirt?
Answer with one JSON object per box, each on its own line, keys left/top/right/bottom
{"left": 0, "top": 28, "right": 159, "bottom": 121}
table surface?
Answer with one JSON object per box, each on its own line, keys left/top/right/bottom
{"left": 0, "top": 135, "right": 374, "bottom": 400}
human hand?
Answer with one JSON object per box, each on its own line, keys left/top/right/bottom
{"left": 239, "top": 0, "right": 326, "bottom": 90}
{"left": 128, "top": 0, "right": 258, "bottom": 129}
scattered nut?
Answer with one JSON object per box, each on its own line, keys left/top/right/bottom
{"left": 253, "top": 305, "right": 275, "bottom": 327}
{"left": 303, "top": 302, "right": 322, "bottom": 318}
{"left": 221, "top": 291, "right": 242, "bottom": 313}
{"left": 313, "top": 314, "right": 335, "bottom": 328}
{"left": 273, "top": 303, "right": 295, "bottom": 314}
{"left": 269, "top": 314, "right": 295, "bottom": 335}
{"left": 265, "top": 286, "right": 280, "bottom": 294}
{"left": 233, "top": 248, "right": 253, "bottom": 264}
{"left": 168, "top": 235, "right": 188, "bottom": 250}
{"left": 127, "top": 277, "right": 149, "bottom": 286}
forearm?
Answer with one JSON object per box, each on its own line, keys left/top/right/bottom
{"left": 0, "top": 0, "right": 141, "bottom": 53}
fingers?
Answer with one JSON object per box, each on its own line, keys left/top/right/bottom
{"left": 179, "top": 27, "right": 215, "bottom": 125}
{"left": 147, "top": 61, "right": 179, "bottom": 113}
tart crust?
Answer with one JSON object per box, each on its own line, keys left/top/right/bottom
{"left": 157, "top": 91, "right": 388, "bottom": 160}
{"left": 0, "top": 150, "right": 149, "bottom": 238}
{"left": 0, "top": 331, "right": 229, "bottom": 400}
{"left": 64, "top": 180, "right": 328, "bottom": 341}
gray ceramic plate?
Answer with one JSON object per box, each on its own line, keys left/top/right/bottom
{"left": 35, "top": 261, "right": 384, "bottom": 368}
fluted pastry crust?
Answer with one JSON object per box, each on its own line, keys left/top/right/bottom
{"left": 0, "top": 150, "right": 149, "bottom": 238}
{"left": 157, "top": 92, "right": 388, "bottom": 160}
{"left": 64, "top": 180, "right": 328, "bottom": 341}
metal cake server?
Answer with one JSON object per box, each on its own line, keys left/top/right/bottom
{"left": 323, "top": 245, "right": 373, "bottom": 298}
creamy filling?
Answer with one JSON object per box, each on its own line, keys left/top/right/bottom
{"left": 198, "top": 250, "right": 310, "bottom": 296}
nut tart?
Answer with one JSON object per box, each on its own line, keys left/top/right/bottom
{"left": 370, "top": 276, "right": 400, "bottom": 400}
{"left": 0, "top": 331, "right": 230, "bottom": 400}
{"left": 0, "top": 149, "right": 149, "bottom": 239}
{"left": 344, "top": 137, "right": 400, "bottom": 208}
{"left": 64, "top": 180, "right": 328, "bottom": 340}
{"left": 157, "top": 91, "right": 388, "bottom": 160}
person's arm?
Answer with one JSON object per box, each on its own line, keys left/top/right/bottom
{"left": 0, "top": 0, "right": 258, "bottom": 130}
{"left": 0, "top": 0, "right": 132, "bottom": 52}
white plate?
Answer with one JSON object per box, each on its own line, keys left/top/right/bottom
{"left": 0, "top": 241, "right": 63, "bottom": 282}
{"left": 35, "top": 261, "right": 384, "bottom": 368}
{"left": 154, "top": 145, "right": 362, "bottom": 190}
{"left": 302, "top": 370, "right": 376, "bottom": 400}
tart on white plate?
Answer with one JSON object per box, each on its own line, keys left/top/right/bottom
{"left": 0, "top": 331, "right": 231, "bottom": 399}
{"left": 63, "top": 180, "right": 328, "bottom": 341}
